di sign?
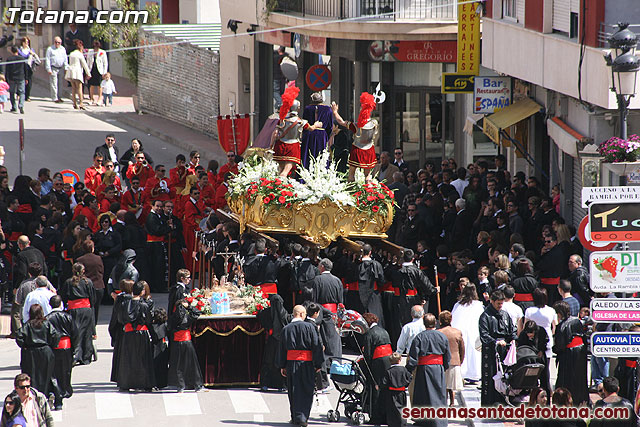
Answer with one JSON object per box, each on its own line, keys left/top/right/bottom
{"left": 590, "top": 251, "right": 640, "bottom": 292}
{"left": 591, "top": 332, "right": 640, "bottom": 357}
{"left": 589, "top": 203, "right": 640, "bottom": 242}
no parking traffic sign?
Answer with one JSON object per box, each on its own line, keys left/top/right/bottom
{"left": 305, "top": 64, "right": 332, "bottom": 91}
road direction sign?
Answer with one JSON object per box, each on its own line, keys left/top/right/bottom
{"left": 591, "top": 332, "right": 640, "bottom": 357}
{"left": 590, "top": 298, "right": 640, "bottom": 322}
{"left": 305, "top": 64, "right": 332, "bottom": 91}
{"left": 582, "top": 186, "right": 640, "bottom": 208}
{"left": 590, "top": 251, "right": 640, "bottom": 292}
{"left": 577, "top": 216, "right": 616, "bottom": 252}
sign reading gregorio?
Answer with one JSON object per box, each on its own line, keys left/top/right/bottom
{"left": 368, "top": 41, "right": 456, "bottom": 63}
{"left": 589, "top": 251, "right": 640, "bottom": 292}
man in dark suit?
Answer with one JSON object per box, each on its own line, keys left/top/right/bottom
{"left": 450, "top": 199, "right": 473, "bottom": 251}
{"left": 94, "top": 134, "right": 120, "bottom": 175}
{"left": 397, "top": 204, "right": 424, "bottom": 251}
{"left": 13, "top": 236, "right": 47, "bottom": 290}
{"left": 310, "top": 258, "right": 343, "bottom": 313}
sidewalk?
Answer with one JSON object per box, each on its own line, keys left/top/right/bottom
{"left": 31, "top": 65, "right": 226, "bottom": 164}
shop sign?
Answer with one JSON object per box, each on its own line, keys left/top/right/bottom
{"left": 368, "top": 40, "right": 456, "bottom": 62}
{"left": 257, "top": 28, "right": 292, "bottom": 47}
{"left": 474, "top": 76, "right": 512, "bottom": 114}
{"left": 589, "top": 251, "right": 640, "bottom": 292}
{"left": 457, "top": 0, "right": 480, "bottom": 75}
{"left": 300, "top": 35, "right": 327, "bottom": 55}
{"left": 576, "top": 216, "right": 616, "bottom": 252}
{"left": 627, "top": 165, "right": 640, "bottom": 184}
{"left": 581, "top": 186, "right": 640, "bottom": 208}
{"left": 591, "top": 299, "right": 640, "bottom": 323}
{"left": 442, "top": 73, "right": 474, "bottom": 93}
{"left": 591, "top": 332, "right": 640, "bottom": 357}
{"left": 589, "top": 203, "right": 640, "bottom": 241}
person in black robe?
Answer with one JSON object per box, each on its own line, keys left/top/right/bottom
{"left": 552, "top": 301, "right": 588, "bottom": 406}
{"left": 145, "top": 200, "right": 170, "bottom": 293}
{"left": 511, "top": 259, "right": 538, "bottom": 312}
{"left": 163, "top": 200, "right": 186, "bottom": 288}
{"left": 358, "top": 244, "right": 385, "bottom": 327}
{"left": 517, "top": 320, "right": 550, "bottom": 396}
{"left": 152, "top": 308, "right": 169, "bottom": 389}
{"left": 16, "top": 304, "right": 60, "bottom": 398}
{"left": 244, "top": 239, "right": 279, "bottom": 297}
{"left": 362, "top": 312, "right": 393, "bottom": 425}
{"left": 258, "top": 294, "right": 292, "bottom": 390}
{"left": 277, "top": 305, "right": 324, "bottom": 427}
{"left": 336, "top": 250, "right": 363, "bottom": 313}
{"left": 117, "top": 281, "right": 156, "bottom": 391}
{"left": 59, "top": 262, "right": 96, "bottom": 365}
{"left": 391, "top": 249, "right": 437, "bottom": 346}
{"left": 406, "top": 313, "right": 450, "bottom": 427}
{"left": 275, "top": 243, "right": 295, "bottom": 310}
{"left": 382, "top": 254, "right": 400, "bottom": 341}
{"left": 612, "top": 325, "right": 640, "bottom": 402}
{"left": 122, "top": 212, "right": 149, "bottom": 282}
{"left": 46, "top": 295, "right": 77, "bottom": 409}
{"left": 93, "top": 214, "right": 122, "bottom": 289}
{"left": 168, "top": 299, "right": 203, "bottom": 391}
{"left": 382, "top": 352, "right": 413, "bottom": 427}
{"left": 478, "top": 290, "right": 516, "bottom": 406}
{"left": 310, "top": 258, "right": 343, "bottom": 313}
{"left": 292, "top": 245, "right": 319, "bottom": 305}
{"left": 109, "top": 249, "right": 139, "bottom": 293}
{"left": 168, "top": 269, "right": 191, "bottom": 314}
{"left": 108, "top": 279, "right": 134, "bottom": 383}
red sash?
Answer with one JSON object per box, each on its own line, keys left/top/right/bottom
{"left": 55, "top": 336, "right": 71, "bottom": 350}
{"left": 437, "top": 273, "right": 447, "bottom": 281}
{"left": 147, "top": 235, "right": 165, "bottom": 242}
{"left": 566, "top": 336, "right": 583, "bottom": 348}
{"left": 514, "top": 293, "right": 533, "bottom": 302}
{"left": 258, "top": 283, "right": 278, "bottom": 296}
{"left": 62, "top": 250, "right": 72, "bottom": 262}
{"left": 124, "top": 323, "right": 149, "bottom": 332}
{"left": 541, "top": 277, "right": 560, "bottom": 285}
{"left": 625, "top": 360, "right": 638, "bottom": 368}
{"left": 388, "top": 386, "right": 406, "bottom": 391}
{"left": 373, "top": 344, "right": 393, "bottom": 359}
{"left": 418, "top": 354, "right": 443, "bottom": 365}
{"left": 322, "top": 303, "right": 337, "bottom": 313}
{"left": 287, "top": 349, "right": 312, "bottom": 361}
{"left": 381, "top": 282, "right": 394, "bottom": 293}
{"left": 394, "top": 288, "right": 417, "bottom": 297}
{"left": 173, "top": 330, "right": 192, "bottom": 342}
{"left": 68, "top": 298, "right": 90, "bottom": 309}
{"left": 345, "top": 282, "right": 359, "bottom": 291}
{"left": 17, "top": 204, "right": 32, "bottom": 213}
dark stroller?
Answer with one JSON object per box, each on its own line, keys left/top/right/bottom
{"left": 326, "top": 356, "right": 370, "bottom": 425}
{"left": 494, "top": 345, "right": 545, "bottom": 406}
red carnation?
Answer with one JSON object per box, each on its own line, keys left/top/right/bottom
{"left": 286, "top": 203, "right": 292, "bottom": 208}
{"left": 197, "top": 300, "right": 205, "bottom": 306}
{"left": 275, "top": 179, "right": 282, "bottom": 185}
{"left": 367, "top": 195, "right": 376, "bottom": 202}
{"left": 378, "top": 193, "right": 385, "bottom": 200}
{"left": 256, "top": 304, "right": 263, "bottom": 311}
{"left": 278, "top": 196, "right": 286, "bottom": 204}
{"left": 263, "top": 196, "right": 270, "bottom": 203}
{"left": 196, "top": 305, "right": 202, "bottom": 311}
{"left": 372, "top": 205, "right": 380, "bottom": 213}
{"left": 187, "top": 297, "right": 194, "bottom": 303}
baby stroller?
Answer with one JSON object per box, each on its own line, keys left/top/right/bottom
{"left": 494, "top": 344, "right": 545, "bottom": 406}
{"left": 326, "top": 356, "right": 369, "bottom": 425}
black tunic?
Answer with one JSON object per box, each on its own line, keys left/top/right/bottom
{"left": 406, "top": 329, "right": 450, "bottom": 427}
{"left": 93, "top": 229, "right": 122, "bottom": 286}
{"left": 553, "top": 317, "right": 588, "bottom": 406}
{"left": 46, "top": 309, "right": 77, "bottom": 401}
{"left": 16, "top": 320, "right": 60, "bottom": 396}
{"left": 168, "top": 282, "right": 188, "bottom": 313}
{"left": 382, "top": 364, "right": 413, "bottom": 427}
{"left": 277, "top": 319, "right": 324, "bottom": 425}
{"left": 145, "top": 211, "right": 169, "bottom": 292}
{"left": 168, "top": 304, "right": 203, "bottom": 390}
{"left": 391, "top": 263, "right": 436, "bottom": 345}
{"left": 310, "top": 272, "right": 343, "bottom": 306}
{"left": 164, "top": 214, "right": 186, "bottom": 288}
{"left": 292, "top": 258, "right": 318, "bottom": 304}
{"left": 363, "top": 324, "right": 393, "bottom": 423}
{"left": 511, "top": 273, "right": 538, "bottom": 311}
{"left": 109, "top": 292, "right": 130, "bottom": 382}
{"left": 117, "top": 298, "right": 156, "bottom": 390}
{"left": 59, "top": 277, "right": 96, "bottom": 365}
{"left": 257, "top": 294, "right": 292, "bottom": 389}
{"left": 614, "top": 357, "right": 639, "bottom": 402}
{"left": 358, "top": 258, "right": 386, "bottom": 327}
{"left": 152, "top": 322, "right": 169, "bottom": 389}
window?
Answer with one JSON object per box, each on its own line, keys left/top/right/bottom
{"left": 502, "top": 0, "right": 517, "bottom": 19}
{"left": 19, "top": 0, "right": 35, "bottom": 36}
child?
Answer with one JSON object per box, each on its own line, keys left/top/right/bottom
{"left": 476, "top": 266, "right": 491, "bottom": 304}
{"left": 152, "top": 308, "right": 169, "bottom": 389}
{"left": 381, "top": 352, "right": 412, "bottom": 427}
{"left": 100, "top": 72, "right": 117, "bottom": 106}
{"left": 0, "top": 74, "right": 9, "bottom": 113}
{"left": 168, "top": 298, "right": 204, "bottom": 392}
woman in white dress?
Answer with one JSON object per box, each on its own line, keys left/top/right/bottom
{"left": 451, "top": 283, "right": 485, "bottom": 383}
{"left": 66, "top": 39, "right": 91, "bottom": 110}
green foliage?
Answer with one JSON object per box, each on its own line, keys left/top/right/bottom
{"left": 90, "top": 0, "right": 160, "bottom": 84}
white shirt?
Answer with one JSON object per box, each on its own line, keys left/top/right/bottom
{"left": 451, "top": 178, "right": 468, "bottom": 197}
{"left": 524, "top": 305, "right": 558, "bottom": 357}
{"left": 101, "top": 79, "right": 116, "bottom": 95}
{"left": 396, "top": 317, "right": 426, "bottom": 354}
{"left": 45, "top": 45, "right": 68, "bottom": 71}
{"left": 502, "top": 301, "right": 524, "bottom": 329}
{"left": 22, "top": 287, "right": 56, "bottom": 322}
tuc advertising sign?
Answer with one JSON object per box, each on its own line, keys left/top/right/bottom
{"left": 589, "top": 203, "right": 640, "bottom": 242}
{"left": 473, "top": 76, "right": 512, "bottom": 114}
{"left": 590, "top": 298, "right": 640, "bottom": 322}
{"left": 589, "top": 251, "right": 640, "bottom": 292}
{"left": 591, "top": 332, "right": 640, "bottom": 357}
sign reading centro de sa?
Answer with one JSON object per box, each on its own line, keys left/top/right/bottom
{"left": 590, "top": 251, "right": 640, "bottom": 293}
{"left": 591, "top": 332, "right": 640, "bottom": 357}
{"left": 589, "top": 203, "right": 640, "bottom": 242}
{"left": 591, "top": 298, "right": 640, "bottom": 322}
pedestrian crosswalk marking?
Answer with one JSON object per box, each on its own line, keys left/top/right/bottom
{"left": 163, "top": 391, "right": 202, "bottom": 416}
{"left": 227, "top": 390, "right": 270, "bottom": 413}
{"left": 311, "top": 394, "right": 333, "bottom": 413}
{"left": 95, "top": 391, "right": 134, "bottom": 419}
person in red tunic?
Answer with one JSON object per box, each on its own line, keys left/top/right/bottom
{"left": 84, "top": 153, "right": 105, "bottom": 195}
{"left": 121, "top": 176, "right": 146, "bottom": 223}
{"left": 126, "top": 152, "right": 154, "bottom": 188}
{"left": 95, "top": 168, "right": 122, "bottom": 203}
{"left": 331, "top": 92, "right": 379, "bottom": 182}
{"left": 207, "top": 160, "right": 219, "bottom": 188}
{"left": 173, "top": 175, "right": 197, "bottom": 221}
{"left": 186, "top": 151, "right": 200, "bottom": 176}
{"left": 182, "top": 186, "right": 207, "bottom": 272}
{"left": 144, "top": 165, "right": 175, "bottom": 204}
{"left": 169, "top": 154, "right": 188, "bottom": 193}
{"left": 217, "top": 153, "right": 238, "bottom": 185}
{"left": 196, "top": 172, "right": 216, "bottom": 209}
{"left": 271, "top": 85, "right": 323, "bottom": 177}
{"left": 98, "top": 185, "right": 120, "bottom": 213}
{"left": 213, "top": 173, "right": 231, "bottom": 211}
{"left": 76, "top": 195, "right": 99, "bottom": 232}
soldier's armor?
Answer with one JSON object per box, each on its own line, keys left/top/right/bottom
{"left": 352, "top": 119, "right": 378, "bottom": 150}
{"left": 276, "top": 114, "right": 308, "bottom": 144}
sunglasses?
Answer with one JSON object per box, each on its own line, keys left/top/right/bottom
{"left": 16, "top": 385, "right": 30, "bottom": 390}
{"left": 106, "top": 138, "right": 115, "bottom": 142}
{"left": 227, "top": 155, "right": 234, "bottom": 158}
{"left": 192, "top": 192, "right": 200, "bottom": 195}
{"left": 159, "top": 169, "right": 166, "bottom": 173}
{"left": 194, "top": 156, "right": 201, "bottom": 159}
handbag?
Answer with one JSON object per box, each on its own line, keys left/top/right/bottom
{"left": 504, "top": 341, "right": 517, "bottom": 366}
{"left": 64, "top": 68, "right": 72, "bottom": 81}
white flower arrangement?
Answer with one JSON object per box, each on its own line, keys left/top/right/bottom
{"left": 292, "top": 150, "right": 355, "bottom": 206}
{"left": 228, "top": 154, "right": 280, "bottom": 198}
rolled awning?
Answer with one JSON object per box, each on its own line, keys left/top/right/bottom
{"left": 463, "top": 114, "right": 484, "bottom": 136}
{"left": 482, "top": 98, "right": 543, "bottom": 143}
{"left": 546, "top": 117, "right": 588, "bottom": 158}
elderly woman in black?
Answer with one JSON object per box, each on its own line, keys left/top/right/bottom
{"left": 93, "top": 214, "right": 122, "bottom": 282}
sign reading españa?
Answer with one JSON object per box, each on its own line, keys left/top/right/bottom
{"left": 457, "top": 0, "right": 480, "bottom": 75}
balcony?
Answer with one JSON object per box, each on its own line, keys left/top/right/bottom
{"left": 272, "top": 0, "right": 457, "bottom": 21}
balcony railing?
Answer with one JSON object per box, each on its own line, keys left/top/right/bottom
{"left": 273, "top": 0, "right": 456, "bottom": 21}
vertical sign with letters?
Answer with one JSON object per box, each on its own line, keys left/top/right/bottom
{"left": 457, "top": 0, "right": 480, "bottom": 75}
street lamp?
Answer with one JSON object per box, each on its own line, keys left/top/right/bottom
{"left": 605, "top": 23, "right": 640, "bottom": 139}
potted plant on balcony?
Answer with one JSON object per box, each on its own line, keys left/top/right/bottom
{"left": 598, "top": 134, "right": 640, "bottom": 183}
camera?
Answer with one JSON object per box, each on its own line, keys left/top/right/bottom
{"left": 142, "top": 160, "right": 148, "bottom": 166}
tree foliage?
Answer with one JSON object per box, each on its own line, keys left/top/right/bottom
{"left": 90, "top": 0, "right": 160, "bottom": 84}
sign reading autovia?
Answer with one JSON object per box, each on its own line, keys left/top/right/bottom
{"left": 591, "top": 332, "right": 640, "bottom": 357}
{"left": 589, "top": 251, "right": 640, "bottom": 292}
{"left": 589, "top": 203, "right": 640, "bottom": 242}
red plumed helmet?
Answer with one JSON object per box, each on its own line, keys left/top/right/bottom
{"left": 279, "top": 85, "right": 300, "bottom": 121}
{"left": 356, "top": 92, "right": 376, "bottom": 128}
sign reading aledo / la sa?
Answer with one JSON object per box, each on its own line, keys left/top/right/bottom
{"left": 581, "top": 186, "right": 640, "bottom": 208}
{"left": 590, "top": 251, "right": 640, "bottom": 292}
{"left": 590, "top": 298, "right": 640, "bottom": 322}
{"left": 591, "top": 332, "right": 640, "bottom": 357}
{"left": 589, "top": 203, "right": 640, "bottom": 242}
